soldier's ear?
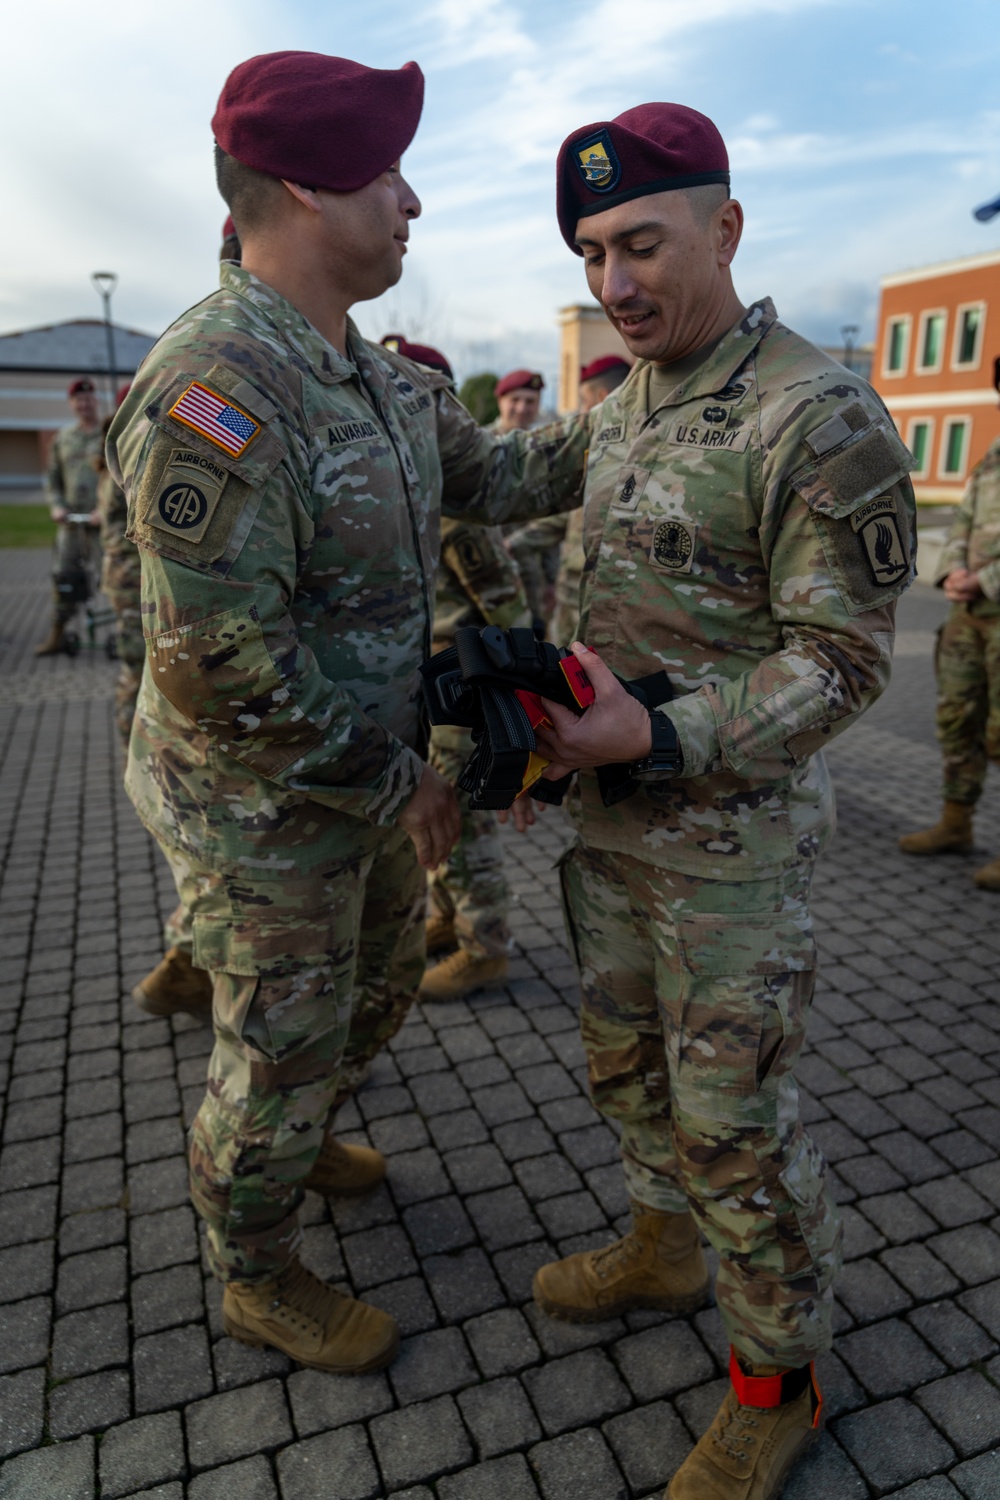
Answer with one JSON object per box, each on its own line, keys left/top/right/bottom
{"left": 716, "top": 200, "right": 743, "bottom": 267}
{"left": 281, "top": 181, "right": 324, "bottom": 214}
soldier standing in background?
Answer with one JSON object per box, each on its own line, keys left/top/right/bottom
{"left": 507, "top": 354, "right": 631, "bottom": 644}
{"left": 899, "top": 418, "right": 1000, "bottom": 888}
{"left": 109, "top": 50, "right": 585, "bottom": 1375}
{"left": 492, "top": 369, "right": 551, "bottom": 631}
{"left": 526, "top": 103, "right": 916, "bottom": 1498}
{"left": 35, "top": 377, "right": 104, "bottom": 656}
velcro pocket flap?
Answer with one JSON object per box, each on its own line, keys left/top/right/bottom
{"left": 792, "top": 419, "right": 913, "bottom": 520}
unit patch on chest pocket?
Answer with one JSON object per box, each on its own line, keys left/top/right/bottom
{"left": 651, "top": 519, "right": 697, "bottom": 573}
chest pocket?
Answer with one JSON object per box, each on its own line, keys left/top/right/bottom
{"left": 792, "top": 406, "right": 915, "bottom": 615}
{"left": 130, "top": 365, "right": 286, "bottom": 574}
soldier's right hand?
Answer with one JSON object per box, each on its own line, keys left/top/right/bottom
{"left": 399, "top": 765, "right": 461, "bottom": 870}
{"left": 52, "top": 506, "right": 68, "bottom": 524}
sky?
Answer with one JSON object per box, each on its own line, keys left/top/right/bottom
{"left": 3, "top": 0, "right": 1000, "bottom": 393}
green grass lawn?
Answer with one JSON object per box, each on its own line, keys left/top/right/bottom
{"left": 0, "top": 506, "right": 56, "bottom": 548}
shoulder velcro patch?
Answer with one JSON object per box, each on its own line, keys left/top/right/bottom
{"left": 792, "top": 416, "right": 913, "bottom": 520}
{"left": 148, "top": 448, "right": 231, "bottom": 544}
{"left": 167, "top": 381, "right": 261, "bottom": 459}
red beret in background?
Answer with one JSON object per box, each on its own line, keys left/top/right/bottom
{"left": 68, "top": 378, "right": 96, "bottom": 396}
{"left": 213, "top": 51, "right": 424, "bottom": 192}
{"left": 495, "top": 369, "right": 544, "bottom": 399}
{"left": 114, "top": 383, "right": 131, "bottom": 409}
{"left": 557, "top": 102, "right": 729, "bottom": 252}
{"left": 381, "top": 334, "right": 453, "bottom": 381}
{"left": 580, "top": 355, "right": 631, "bottom": 383}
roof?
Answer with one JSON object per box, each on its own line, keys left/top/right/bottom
{"left": 0, "top": 319, "right": 157, "bottom": 374}
{"left": 880, "top": 249, "right": 1000, "bottom": 290}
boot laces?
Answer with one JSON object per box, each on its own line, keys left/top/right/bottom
{"left": 712, "top": 1391, "right": 760, "bottom": 1462}
{"left": 267, "top": 1261, "right": 340, "bottom": 1333}
{"left": 592, "top": 1232, "right": 643, "bottom": 1279}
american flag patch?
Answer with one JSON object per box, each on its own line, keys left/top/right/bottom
{"left": 167, "top": 382, "right": 261, "bottom": 458}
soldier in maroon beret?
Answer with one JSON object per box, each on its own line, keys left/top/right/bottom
{"left": 527, "top": 101, "right": 918, "bottom": 1500}
{"left": 34, "top": 378, "right": 103, "bottom": 655}
{"left": 107, "top": 50, "right": 587, "bottom": 1376}
{"left": 380, "top": 332, "right": 454, "bottom": 381}
{"left": 493, "top": 368, "right": 545, "bottom": 434}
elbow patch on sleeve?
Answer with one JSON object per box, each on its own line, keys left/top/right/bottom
{"left": 149, "top": 605, "right": 324, "bottom": 777}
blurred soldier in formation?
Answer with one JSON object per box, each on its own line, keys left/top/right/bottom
{"left": 109, "top": 50, "right": 585, "bottom": 1376}
{"left": 507, "top": 354, "right": 631, "bottom": 643}
{"left": 96, "top": 383, "right": 145, "bottom": 748}
{"left": 380, "top": 339, "right": 535, "bottom": 1002}
{"left": 527, "top": 102, "right": 916, "bottom": 1499}
{"left": 492, "top": 369, "right": 550, "bottom": 630}
{"left": 35, "top": 377, "right": 104, "bottom": 656}
{"left": 899, "top": 397, "right": 1000, "bottom": 888}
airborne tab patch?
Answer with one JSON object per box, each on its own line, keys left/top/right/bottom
{"left": 148, "top": 448, "right": 229, "bottom": 544}
{"left": 851, "top": 496, "right": 909, "bottom": 586}
{"left": 168, "top": 382, "right": 261, "bottom": 459}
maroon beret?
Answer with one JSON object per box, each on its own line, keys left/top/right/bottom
{"left": 380, "top": 334, "right": 453, "bottom": 381}
{"left": 495, "top": 369, "right": 544, "bottom": 399}
{"left": 213, "top": 51, "right": 424, "bottom": 192}
{"left": 114, "top": 382, "right": 131, "bottom": 409}
{"left": 68, "top": 378, "right": 95, "bottom": 396}
{"left": 580, "top": 355, "right": 630, "bottom": 384}
{"left": 557, "top": 102, "right": 729, "bottom": 252}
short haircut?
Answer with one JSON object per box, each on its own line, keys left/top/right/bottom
{"left": 582, "top": 363, "right": 630, "bottom": 397}
{"left": 214, "top": 145, "right": 287, "bottom": 237}
{"left": 685, "top": 182, "right": 729, "bottom": 228}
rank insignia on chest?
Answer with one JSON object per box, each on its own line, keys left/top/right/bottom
{"left": 612, "top": 466, "right": 651, "bottom": 511}
{"left": 651, "top": 519, "right": 696, "bottom": 573}
{"left": 851, "top": 496, "right": 908, "bottom": 586}
{"left": 575, "top": 129, "right": 621, "bottom": 193}
{"left": 168, "top": 382, "right": 261, "bottom": 459}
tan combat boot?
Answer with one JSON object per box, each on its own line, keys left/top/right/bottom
{"left": 426, "top": 912, "right": 456, "bottom": 955}
{"left": 133, "top": 946, "right": 214, "bottom": 1022}
{"left": 223, "top": 1258, "right": 399, "bottom": 1374}
{"left": 667, "top": 1356, "right": 823, "bottom": 1500}
{"left": 34, "top": 621, "right": 66, "bottom": 657}
{"left": 974, "top": 855, "right": 1000, "bottom": 890}
{"left": 898, "top": 800, "right": 974, "bottom": 855}
{"left": 533, "top": 1201, "right": 710, "bottom": 1322}
{"left": 303, "top": 1136, "right": 386, "bottom": 1197}
{"left": 418, "top": 948, "right": 508, "bottom": 1001}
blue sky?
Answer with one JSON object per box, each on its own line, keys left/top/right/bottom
{"left": 3, "top": 0, "right": 999, "bottom": 393}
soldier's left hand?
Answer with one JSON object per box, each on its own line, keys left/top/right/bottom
{"left": 88, "top": 508, "right": 101, "bottom": 527}
{"left": 535, "top": 643, "right": 653, "bottom": 779}
{"left": 497, "top": 796, "right": 539, "bottom": 832}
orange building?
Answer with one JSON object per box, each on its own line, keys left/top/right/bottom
{"left": 557, "top": 304, "right": 632, "bottom": 412}
{"left": 872, "top": 250, "right": 1000, "bottom": 506}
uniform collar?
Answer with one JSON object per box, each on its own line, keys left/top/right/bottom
{"left": 218, "top": 262, "right": 367, "bottom": 387}
{"left": 620, "top": 297, "right": 778, "bottom": 425}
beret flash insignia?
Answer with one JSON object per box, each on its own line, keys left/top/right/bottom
{"left": 575, "top": 129, "right": 621, "bottom": 193}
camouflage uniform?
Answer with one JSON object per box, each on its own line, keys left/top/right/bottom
{"left": 108, "top": 261, "right": 585, "bottom": 1281}
{"left": 931, "top": 438, "right": 1000, "bottom": 805}
{"left": 506, "top": 505, "right": 585, "bottom": 644}
{"left": 429, "top": 519, "right": 531, "bottom": 957}
{"left": 96, "top": 463, "right": 145, "bottom": 745}
{"left": 564, "top": 298, "right": 915, "bottom": 1366}
{"left": 46, "top": 424, "right": 104, "bottom": 624}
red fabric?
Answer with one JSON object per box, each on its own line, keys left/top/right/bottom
{"left": 557, "top": 102, "right": 729, "bottom": 252}
{"left": 221, "top": 215, "right": 236, "bottom": 240}
{"left": 580, "top": 355, "right": 630, "bottom": 384}
{"left": 114, "top": 383, "right": 131, "bottom": 408}
{"left": 213, "top": 51, "right": 424, "bottom": 192}
{"left": 67, "top": 378, "right": 95, "bottom": 396}
{"left": 495, "top": 369, "right": 544, "bottom": 399}
{"left": 380, "top": 334, "right": 453, "bottom": 380}
{"left": 728, "top": 1349, "right": 821, "bottom": 1425}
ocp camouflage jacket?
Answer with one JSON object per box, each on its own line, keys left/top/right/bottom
{"left": 108, "top": 264, "right": 586, "bottom": 877}
{"left": 573, "top": 298, "right": 916, "bottom": 879}
{"left": 936, "top": 436, "right": 1000, "bottom": 609}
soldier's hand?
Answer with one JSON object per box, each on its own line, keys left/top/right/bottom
{"left": 535, "top": 643, "right": 653, "bottom": 779}
{"left": 52, "top": 506, "right": 68, "bottom": 524}
{"left": 497, "top": 796, "right": 539, "bottom": 832}
{"left": 399, "top": 765, "right": 461, "bottom": 870}
{"left": 944, "top": 568, "right": 983, "bottom": 603}
{"left": 88, "top": 508, "right": 101, "bottom": 527}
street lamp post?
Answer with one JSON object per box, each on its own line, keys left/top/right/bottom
{"left": 91, "top": 271, "right": 119, "bottom": 407}
{"left": 841, "top": 323, "right": 860, "bottom": 374}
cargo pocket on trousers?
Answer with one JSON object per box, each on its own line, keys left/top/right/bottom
{"left": 675, "top": 911, "right": 816, "bottom": 1097}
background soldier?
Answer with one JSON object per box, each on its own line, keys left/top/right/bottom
{"left": 493, "top": 369, "right": 550, "bottom": 630}
{"left": 109, "top": 50, "right": 585, "bottom": 1376}
{"left": 527, "top": 104, "right": 916, "bottom": 1499}
{"left": 507, "top": 354, "right": 631, "bottom": 643}
{"left": 899, "top": 409, "right": 1000, "bottom": 888}
{"left": 96, "top": 384, "right": 144, "bottom": 747}
{"left": 35, "top": 377, "right": 104, "bottom": 656}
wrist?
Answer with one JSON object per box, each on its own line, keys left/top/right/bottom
{"left": 629, "top": 711, "right": 683, "bottom": 782}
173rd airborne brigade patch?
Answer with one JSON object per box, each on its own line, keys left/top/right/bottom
{"left": 851, "top": 495, "right": 909, "bottom": 587}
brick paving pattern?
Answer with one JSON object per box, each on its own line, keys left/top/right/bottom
{"left": 1, "top": 547, "right": 999, "bottom": 1498}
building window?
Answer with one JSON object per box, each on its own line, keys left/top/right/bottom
{"left": 907, "top": 418, "right": 933, "bottom": 478}
{"left": 917, "top": 310, "right": 946, "bottom": 373}
{"left": 883, "top": 316, "right": 909, "bottom": 375}
{"left": 952, "top": 303, "right": 985, "bottom": 370}
{"left": 940, "top": 418, "right": 970, "bottom": 478}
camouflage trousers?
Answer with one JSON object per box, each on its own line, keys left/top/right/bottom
{"left": 935, "top": 605, "right": 1000, "bottom": 805}
{"left": 163, "top": 829, "right": 424, "bottom": 1281}
{"left": 52, "top": 523, "right": 100, "bottom": 625}
{"left": 427, "top": 731, "right": 511, "bottom": 958}
{"left": 561, "top": 840, "right": 841, "bottom": 1367}
{"left": 103, "top": 585, "right": 144, "bottom": 748}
